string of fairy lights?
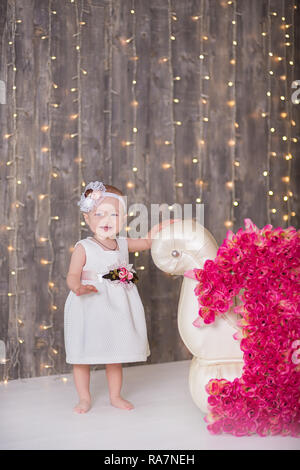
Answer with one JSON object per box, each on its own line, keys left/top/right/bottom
{"left": 105, "top": 0, "right": 113, "bottom": 184}
{"left": 117, "top": 1, "right": 141, "bottom": 254}
{"left": 281, "top": 0, "right": 296, "bottom": 225}
{"left": 167, "top": 1, "right": 176, "bottom": 203}
{"left": 1, "top": 0, "right": 90, "bottom": 382}
{"left": 2, "top": 0, "right": 23, "bottom": 384}
{"left": 190, "top": 0, "right": 240, "bottom": 228}
{"left": 1, "top": 0, "right": 298, "bottom": 384}
{"left": 266, "top": 3, "right": 272, "bottom": 224}
{"left": 153, "top": 3, "right": 178, "bottom": 215}
{"left": 193, "top": 0, "right": 206, "bottom": 206}
{"left": 226, "top": 0, "right": 239, "bottom": 229}
{"left": 263, "top": 1, "right": 297, "bottom": 226}
{"left": 39, "top": 0, "right": 56, "bottom": 374}
{"left": 119, "top": 1, "right": 139, "bottom": 191}
{"left": 74, "top": 0, "right": 84, "bottom": 248}
{"left": 129, "top": 0, "right": 138, "bottom": 182}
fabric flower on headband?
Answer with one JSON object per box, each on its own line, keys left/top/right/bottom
{"left": 77, "top": 181, "right": 107, "bottom": 213}
{"left": 77, "top": 180, "right": 127, "bottom": 212}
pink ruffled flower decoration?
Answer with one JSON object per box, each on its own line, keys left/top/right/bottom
{"left": 118, "top": 267, "right": 134, "bottom": 282}
{"left": 118, "top": 267, "right": 129, "bottom": 279}
{"left": 102, "top": 261, "right": 138, "bottom": 288}
{"left": 90, "top": 190, "right": 104, "bottom": 200}
{"left": 192, "top": 218, "right": 300, "bottom": 437}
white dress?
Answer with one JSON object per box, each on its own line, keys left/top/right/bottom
{"left": 64, "top": 236, "right": 150, "bottom": 364}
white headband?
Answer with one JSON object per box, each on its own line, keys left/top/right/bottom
{"left": 77, "top": 181, "right": 126, "bottom": 213}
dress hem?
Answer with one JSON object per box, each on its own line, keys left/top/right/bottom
{"left": 66, "top": 353, "right": 150, "bottom": 365}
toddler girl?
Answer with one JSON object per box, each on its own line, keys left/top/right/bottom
{"left": 64, "top": 181, "right": 172, "bottom": 414}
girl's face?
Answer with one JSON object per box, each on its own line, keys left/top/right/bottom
{"left": 83, "top": 197, "right": 126, "bottom": 239}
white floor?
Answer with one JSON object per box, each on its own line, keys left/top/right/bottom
{"left": 0, "top": 360, "right": 299, "bottom": 450}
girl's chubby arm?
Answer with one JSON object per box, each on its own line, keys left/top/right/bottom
{"left": 66, "top": 243, "right": 98, "bottom": 296}
{"left": 127, "top": 218, "right": 179, "bottom": 253}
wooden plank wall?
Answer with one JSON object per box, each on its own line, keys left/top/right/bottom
{"left": 0, "top": 0, "right": 299, "bottom": 380}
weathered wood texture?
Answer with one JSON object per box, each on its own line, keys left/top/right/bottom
{"left": 0, "top": 0, "right": 299, "bottom": 379}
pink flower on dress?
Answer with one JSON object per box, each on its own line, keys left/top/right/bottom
{"left": 119, "top": 267, "right": 128, "bottom": 279}
{"left": 104, "top": 261, "right": 138, "bottom": 289}
{"left": 118, "top": 267, "right": 133, "bottom": 281}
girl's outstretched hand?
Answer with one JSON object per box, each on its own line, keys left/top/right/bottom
{"left": 75, "top": 284, "right": 98, "bottom": 296}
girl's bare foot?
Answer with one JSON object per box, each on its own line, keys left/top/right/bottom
{"left": 73, "top": 397, "right": 91, "bottom": 414}
{"left": 110, "top": 395, "right": 134, "bottom": 410}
